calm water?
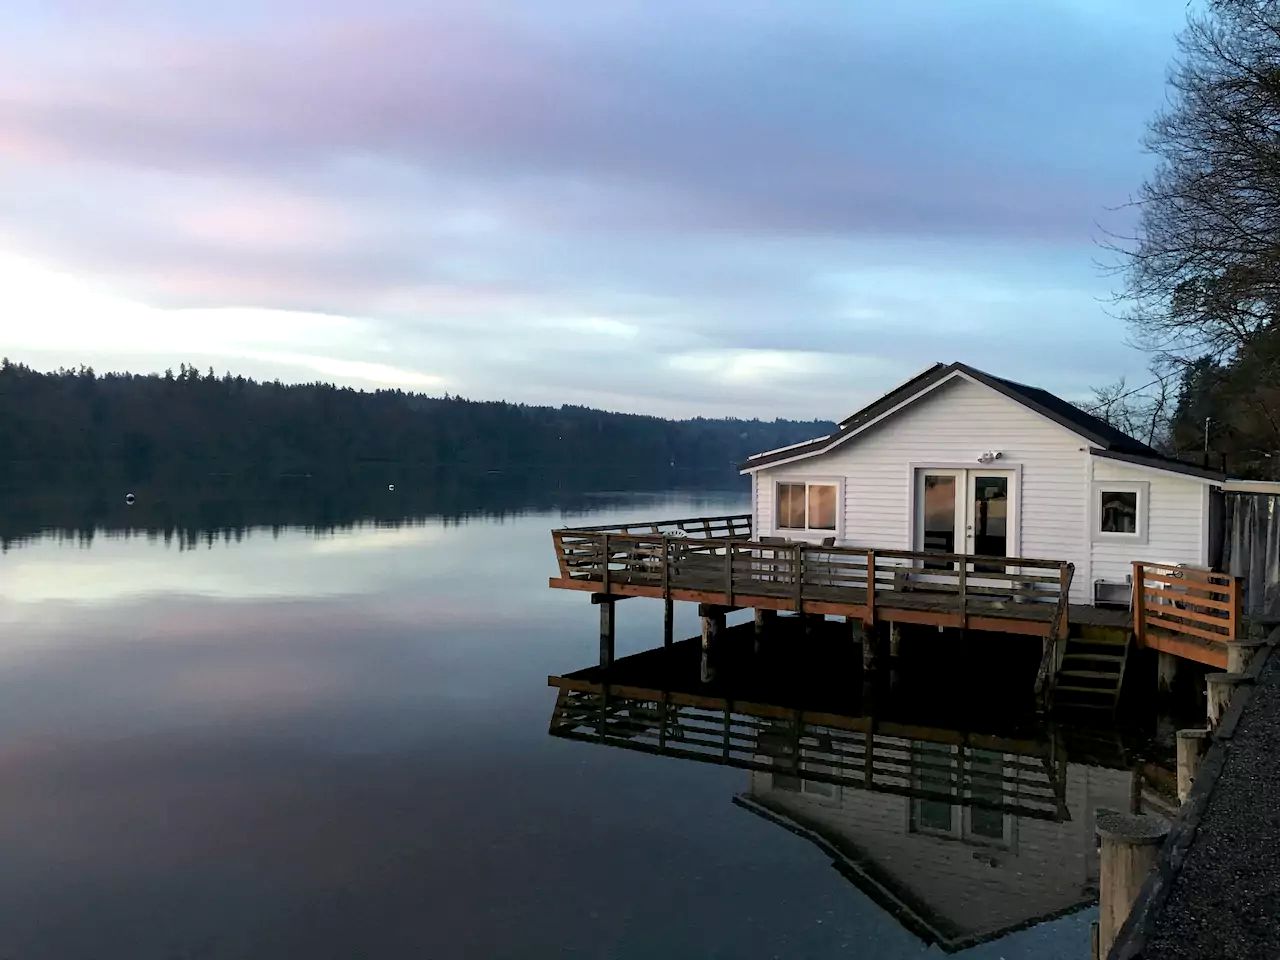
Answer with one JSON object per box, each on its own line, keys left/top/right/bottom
{"left": 0, "top": 486, "right": 1125, "bottom": 958}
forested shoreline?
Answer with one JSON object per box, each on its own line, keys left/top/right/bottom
{"left": 0, "top": 360, "right": 831, "bottom": 484}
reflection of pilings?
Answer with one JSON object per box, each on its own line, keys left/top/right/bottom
{"left": 597, "top": 596, "right": 616, "bottom": 669}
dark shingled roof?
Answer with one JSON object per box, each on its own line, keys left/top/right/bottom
{"left": 740, "top": 361, "right": 1222, "bottom": 480}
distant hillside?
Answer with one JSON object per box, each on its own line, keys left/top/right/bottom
{"left": 0, "top": 360, "right": 832, "bottom": 483}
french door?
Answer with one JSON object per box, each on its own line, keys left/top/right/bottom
{"left": 914, "top": 469, "right": 1015, "bottom": 563}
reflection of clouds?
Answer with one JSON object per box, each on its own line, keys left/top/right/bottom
{"left": 308, "top": 524, "right": 442, "bottom": 555}
{"left": 1, "top": 523, "right": 446, "bottom": 603}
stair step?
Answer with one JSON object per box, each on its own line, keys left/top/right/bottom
{"left": 1053, "top": 701, "right": 1116, "bottom": 710}
{"left": 1059, "top": 670, "right": 1123, "bottom": 681}
{"left": 1055, "top": 684, "right": 1119, "bottom": 695}
{"left": 1062, "top": 652, "right": 1126, "bottom": 662}
{"left": 1068, "top": 636, "right": 1129, "bottom": 646}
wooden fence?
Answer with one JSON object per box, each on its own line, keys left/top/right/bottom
{"left": 1132, "top": 562, "right": 1243, "bottom": 655}
{"left": 552, "top": 514, "right": 1074, "bottom": 639}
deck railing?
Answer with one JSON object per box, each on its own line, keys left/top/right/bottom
{"left": 548, "top": 678, "right": 1069, "bottom": 821}
{"left": 552, "top": 514, "right": 1074, "bottom": 638}
{"left": 1132, "top": 562, "right": 1243, "bottom": 651}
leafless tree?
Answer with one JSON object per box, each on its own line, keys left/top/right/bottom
{"left": 1109, "top": 0, "right": 1280, "bottom": 363}
{"left": 1088, "top": 368, "right": 1178, "bottom": 448}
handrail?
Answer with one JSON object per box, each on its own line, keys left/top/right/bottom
{"left": 560, "top": 530, "right": 1069, "bottom": 570}
{"left": 555, "top": 513, "right": 752, "bottom": 534}
{"left": 1132, "top": 561, "right": 1242, "bottom": 648}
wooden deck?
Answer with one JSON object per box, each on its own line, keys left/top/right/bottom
{"left": 551, "top": 513, "right": 1074, "bottom": 641}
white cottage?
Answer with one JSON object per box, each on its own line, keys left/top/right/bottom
{"left": 740, "top": 362, "right": 1225, "bottom": 607}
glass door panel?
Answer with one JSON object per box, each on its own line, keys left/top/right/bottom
{"left": 970, "top": 474, "right": 1009, "bottom": 574}
{"left": 917, "top": 470, "right": 964, "bottom": 571}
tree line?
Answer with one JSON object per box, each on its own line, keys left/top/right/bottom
{"left": 1104, "top": 0, "right": 1280, "bottom": 478}
{"left": 0, "top": 360, "right": 831, "bottom": 483}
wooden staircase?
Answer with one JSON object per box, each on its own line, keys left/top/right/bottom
{"left": 1051, "top": 626, "right": 1131, "bottom": 714}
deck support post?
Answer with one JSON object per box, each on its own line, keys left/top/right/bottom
{"left": 753, "top": 608, "right": 776, "bottom": 653}
{"left": 1226, "top": 638, "right": 1266, "bottom": 674}
{"left": 663, "top": 597, "right": 674, "bottom": 649}
{"left": 599, "top": 599, "right": 616, "bottom": 670}
{"left": 1156, "top": 651, "right": 1180, "bottom": 700}
{"left": 888, "top": 622, "right": 902, "bottom": 659}
{"left": 1095, "top": 812, "right": 1170, "bottom": 960}
{"left": 700, "top": 608, "right": 724, "bottom": 683}
{"left": 862, "top": 624, "right": 883, "bottom": 672}
{"left": 1206, "top": 672, "right": 1245, "bottom": 728}
{"left": 1176, "top": 728, "right": 1211, "bottom": 804}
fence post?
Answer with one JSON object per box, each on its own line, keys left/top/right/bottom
{"left": 661, "top": 535, "right": 670, "bottom": 598}
{"left": 601, "top": 533, "right": 610, "bottom": 594}
{"left": 1132, "top": 562, "right": 1145, "bottom": 644}
{"left": 724, "top": 541, "right": 734, "bottom": 605}
{"left": 793, "top": 543, "right": 804, "bottom": 613}
{"left": 1231, "top": 576, "right": 1245, "bottom": 640}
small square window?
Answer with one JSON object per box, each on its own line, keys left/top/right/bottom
{"left": 1100, "top": 490, "right": 1138, "bottom": 533}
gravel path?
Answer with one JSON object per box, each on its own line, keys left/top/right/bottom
{"left": 1142, "top": 651, "right": 1280, "bottom": 959}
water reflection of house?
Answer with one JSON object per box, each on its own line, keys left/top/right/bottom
{"left": 739, "top": 733, "right": 1131, "bottom": 950}
{"left": 547, "top": 637, "right": 1152, "bottom": 953}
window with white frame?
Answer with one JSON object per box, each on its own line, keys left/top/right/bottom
{"left": 1092, "top": 481, "right": 1148, "bottom": 542}
{"left": 775, "top": 481, "right": 838, "bottom": 532}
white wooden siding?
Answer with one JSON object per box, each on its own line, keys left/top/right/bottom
{"left": 753, "top": 376, "right": 1094, "bottom": 603}
{"left": 1090, "top": 459, "right": 1208, "bottom": 585}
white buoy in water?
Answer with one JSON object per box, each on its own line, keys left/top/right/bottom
{"left": 388, "top": 483, "right": 395, "bottom": 491}
{"left": 124, "top": 492, "right": 136, "bottom": 505}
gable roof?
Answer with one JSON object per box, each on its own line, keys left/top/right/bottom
{"left": 740, "top": 361, "right": 1224, "bottom": 480}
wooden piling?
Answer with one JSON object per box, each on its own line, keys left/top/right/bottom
{"left": 753, "top": 608, "right": 776, "bottom": 654}
{"left": 1206, "top": 672, "right": 1245, "bottom": 728}
{"left": 1156, "top": 651, "right": 1179, "bottom": 699}
{"left": 699, "top": 607, "right": 724, "bottom": 683}
{"left": 1095, "top": 812, "right": 1170, "bottom": 960}
{"left": 888, "top": 622, "right": 902, "bottom": 658}
{"left": 701, "top": 609, "right": 725, "bottom": 653}
{"left": 663, "top": 597, "right": 674, "bottom": 649}
{"left": 862, "top": 624, "right": 882, "bottom": 672}
{"left": 1226, "top": 638, "right": 1267, "bottom": 674}
{"left": 1175, "top": 728, "right": 1211, "bottom": 804}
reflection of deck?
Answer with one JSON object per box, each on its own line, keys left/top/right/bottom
{"left": 550, "top": 514, "right": 1076, "bottom": 640}
{"left": 546, "top": 633, "right": 1166, "bottom": 954}
{"left": 550, "top": 673, "right": 1070, "bottom": 821}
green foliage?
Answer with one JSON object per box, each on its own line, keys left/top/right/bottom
{"left": 0, "top": 361, "right": 832, "bottom": 482}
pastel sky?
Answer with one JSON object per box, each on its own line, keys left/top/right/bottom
{"left": 0, "top": 0, "right": 1186, "bottom": 419}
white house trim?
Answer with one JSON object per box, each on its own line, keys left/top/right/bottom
{"left": 1087, "top": 449, "right": 1221, "bottom": 484}
{"left": 904, "top": 461, "right": 1024, "bottom": 558}
{"left": 741, "top": 367, "right": 1104, "bottom": 475}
